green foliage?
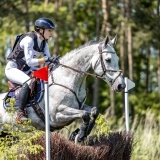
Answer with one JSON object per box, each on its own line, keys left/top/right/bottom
{"left": 0, "top": 1, "right": 159, "bottom": 159}
{"left": 0, "top": 98, "right": 44, "bottom": 159}
{"left": 129, "top": 92, "right": 160, "bottom": 121}
{"left": 0, "top": 129, "right": 44, "bottom": 160}
{"left": 5, "top": 98, "right": 17, "bottom": 114}
{"left": 94, "top": 114, "right": 111, "bottom": 139}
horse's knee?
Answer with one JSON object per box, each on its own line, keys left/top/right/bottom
{"left": 82, "top": 112, "right": 90, "bottom": 123}
{"left": 91, "top": 107, "right": 99, "bottom": 119}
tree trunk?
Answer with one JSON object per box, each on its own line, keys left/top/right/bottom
{"left": 146, "top": 48, "right": 150, "bottom": 92}
{"left": 126, "top": 0, "right": 133, "bottom": 80}
{"left": 93, "top": 1, "right": 101, "bottom": 107}
{"left": 158, "top": 49, "right": 160, "bottom": 102}
{"left": 69, "top": 0, "right": 75, "bottom": 50}
{"left": 127, "top": 26, "right": 133, "bottom": 80}
{"left": 52, "top": 0, "right": 60, "bottom": 56}
{"left": 157, "top": 0, "right": 160, "bottom": 101}
{"left": 100, "top": 0, "right": 108, "bottom": 36}
{"left": 44, "top": 0, "right": 49, "bottom": 8}
{"left": 120, "top": 0, "right": 126, "bottom": 76}
{"left": 110, "top": 88, "right": 115, "bottom": 117}
{"left": 22, "top": 0, "right": 29, "bottom": 32}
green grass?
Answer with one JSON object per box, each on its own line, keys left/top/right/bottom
{"left": 131, "top": 112, "right": 160, "bottom": 160}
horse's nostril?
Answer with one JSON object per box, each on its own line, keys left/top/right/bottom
{"left": 118, "top": 83, "right": 126, "bottom": 90}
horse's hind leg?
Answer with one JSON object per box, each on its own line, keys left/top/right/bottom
{"left": 55, "top": 104, "right": 90, "bottom": 142}
{"left": 56, "top": 104, "right": 98, "bottom": 142}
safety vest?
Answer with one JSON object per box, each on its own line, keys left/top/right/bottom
{"left": 7, "top": 31, "right": 46, "bottom": 71}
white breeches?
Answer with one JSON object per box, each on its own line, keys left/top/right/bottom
{"left": 5, "top": 61, "right": 31, "bottom": 86}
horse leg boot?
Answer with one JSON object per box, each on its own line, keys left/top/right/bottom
{"left": 16, "top": 83, "right": 30, "bottom": 122}
{"left": 86, "top": 107, "right": 99, "bottom": 136}
{"left": 78, "top": 112, "right": 90, "bottom": 142}
{"left": 69, "top": 128, "right": 80, "bottom": 141}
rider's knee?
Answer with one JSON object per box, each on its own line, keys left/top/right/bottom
{"left": 22, "top": 82, "right": 30, "bottom": 91}
{"left": 25, "top": 80, "right": 32, "bottom": 88}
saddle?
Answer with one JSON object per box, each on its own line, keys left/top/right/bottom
{"left": 3, "top": 78, "right": 45, "bottom": 123}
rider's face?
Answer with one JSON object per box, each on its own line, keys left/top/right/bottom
{"left": 43, "top": 29, "right": 53, "bottom": 40}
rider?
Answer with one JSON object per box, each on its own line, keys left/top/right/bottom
{"left": 5, "top": 17, "right": 58, "bottom": 123}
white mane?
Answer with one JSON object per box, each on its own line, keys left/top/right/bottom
{"left": 61, "top": 39, "right": 103, "bottom": 65}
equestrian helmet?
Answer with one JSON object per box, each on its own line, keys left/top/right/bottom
{"left": 35, "top": 17, "right": 55, "bottom": 29}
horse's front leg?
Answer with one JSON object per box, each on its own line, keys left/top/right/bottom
{"left": 80, "top": 104, "right": 99, "bottom": 139}
{"left": 86, "top": 106, "right": 99, "bottom": 135}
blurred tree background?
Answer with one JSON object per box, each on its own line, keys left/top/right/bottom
{"left": 0, "top": 0, "right": 159, "bottom": 159}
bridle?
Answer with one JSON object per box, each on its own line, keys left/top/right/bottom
{"left": 95, "top": 42, "right": 122, "bottom": 86}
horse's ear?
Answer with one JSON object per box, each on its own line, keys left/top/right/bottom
{"left": 104, "top": 35, "right": 110, "bottom": 46}
{"left": 111, "top": 34, "right": 117, "bottom": 46}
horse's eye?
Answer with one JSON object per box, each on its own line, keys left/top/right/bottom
{"left": 106, "top": 58, "right": 111, "bottom": 63}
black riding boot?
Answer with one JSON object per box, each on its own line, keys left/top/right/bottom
{"left": 16, "top": 83, "right": 30, "bottom": 122}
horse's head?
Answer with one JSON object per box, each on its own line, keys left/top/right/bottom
{"left": 91, "top": 35, "right": 125, "bottom": 92}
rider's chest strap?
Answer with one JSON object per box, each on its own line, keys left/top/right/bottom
{"left": 31, "top": 32, "right": 46, "bottom": 52}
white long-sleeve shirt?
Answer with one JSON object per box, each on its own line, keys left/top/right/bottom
{"left": 20, "top": 35, "right": 51, "bottom": 67}
{"left": 6, "top": 35, "right": 51, "bottom": 74}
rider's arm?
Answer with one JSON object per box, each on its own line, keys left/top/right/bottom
{"left": 20, "top": 36, "right": 46, "bottom": 66}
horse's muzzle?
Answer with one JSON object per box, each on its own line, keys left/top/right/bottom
{"left": 117, "top": 83, "right": 126, "bottom": 92}
{"left": 111, "top": 77, "right": 126, "bottom": 92}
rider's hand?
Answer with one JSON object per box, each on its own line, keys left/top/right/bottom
{"left": 49, "top": 57, "right": 59, "bottom": 64}
{"left": 43, "top": 56, "right": 59, "bottom": 64}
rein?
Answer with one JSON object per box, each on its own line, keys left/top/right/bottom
{"left": 59, "top": 63, "right": 104, "bottom": 79}
{"left": 51, "top": 43, "right": 122, "bottom": 85}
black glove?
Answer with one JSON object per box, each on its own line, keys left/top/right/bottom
{"left": 49, "top": 57, "right": 59, "bottom": 64}
{"left": 43, "top": 56, "right": 59, "bottom": 64}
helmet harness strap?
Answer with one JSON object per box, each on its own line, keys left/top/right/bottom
{"left": 38, "top": 29, "right": 46, "bottom": 40}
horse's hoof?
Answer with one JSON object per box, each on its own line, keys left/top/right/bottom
{"left": 75, "top": 134, "right": 80, "bottom": 144}
{"left": 75, "top": 134, "right": 87, "bottom": 144}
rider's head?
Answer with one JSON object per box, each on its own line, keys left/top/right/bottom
{"left": 34, "top": 17, "right": 55, "bottom": 40}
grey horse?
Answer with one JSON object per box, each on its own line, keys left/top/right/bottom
{"left": 0, "top": 35, "right": 125, "bottom": 142}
